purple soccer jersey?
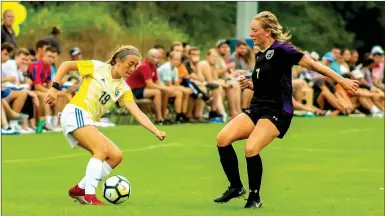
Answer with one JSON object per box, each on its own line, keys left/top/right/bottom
{"left": 249, "top": 40, "right": 304, "bottom": 115}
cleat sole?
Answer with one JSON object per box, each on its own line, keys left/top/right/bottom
{"left": 70, "top": 195, "right": 86, "bottom": 204}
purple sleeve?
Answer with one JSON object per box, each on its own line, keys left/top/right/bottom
{"left": 281, "top": 43, "right": 304, "bottom": 65}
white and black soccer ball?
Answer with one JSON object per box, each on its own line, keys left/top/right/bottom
{"left": 102, "top": 175, "right": 131, "bottom": 204}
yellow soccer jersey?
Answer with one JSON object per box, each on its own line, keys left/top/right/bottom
{"left": 69, "top": 60, "right": 134, "bottom": 121}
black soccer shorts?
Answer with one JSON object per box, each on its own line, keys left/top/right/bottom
{"left": 243, "top": 109, "right": 293, "bottom": 139}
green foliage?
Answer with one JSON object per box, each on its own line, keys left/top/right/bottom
{"left": 18, "top": 2, "right": 384, "bottom": 60}
{"left": 259, "top": 2, "right": 356, "bottom": 54}
{"left": 126, "top": 2, "right": 189, "bottom": 52}
{"left": 18, "top": 2, "right": 188, "bottom": 61}
{"left": 153, "top": 2, "right": 237, "bottom": 49}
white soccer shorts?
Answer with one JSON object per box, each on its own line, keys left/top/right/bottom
{"left": 60, "top": 104, "right": 95, "bottom": 148}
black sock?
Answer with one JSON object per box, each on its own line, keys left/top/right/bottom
{"left": 246, "top": 154, "right": 263, "bottom": 196}
{"left": 209, "top": 111, "right": 218, "bottom": 119}
{"left": 218, "top": 145, "right": 243, "bottom": 189}
{"left": 175, "top": 113, "right": 182, "bottom": 121}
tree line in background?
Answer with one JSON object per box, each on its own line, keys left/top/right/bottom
{"left": 19, "top": 1, "right": 385, "bottom": 62}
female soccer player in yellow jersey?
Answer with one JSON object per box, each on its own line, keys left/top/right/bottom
{"left": 44, "top": 45, "right": 166, "bottom": 205}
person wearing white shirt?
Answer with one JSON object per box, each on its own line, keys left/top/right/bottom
{"left": 158, "top": 51, "right": 191, "bottom": 123}
{"left": 1, "top": 48, "right": 39, "bottom": 133}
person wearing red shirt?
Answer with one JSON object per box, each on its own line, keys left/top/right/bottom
{"left": 29, "top": 46, "right": 68, "bottom": 130}
{"left": 127, "top": 48, "right": 174, "bottom": 124}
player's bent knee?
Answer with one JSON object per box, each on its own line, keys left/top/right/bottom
{"left": 245, "top": 145, "right": 259, "bottom": 157}
{"left": 115, "top": 149, "right": 123, "bottom": 164}
{"left": 216, "top": 132, "right": 230, "bottom": 147}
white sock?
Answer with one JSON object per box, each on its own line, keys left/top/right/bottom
{"left": 52, "top": 116, "right": 59, "bottom": 127}
{"left": 370, "top": 105, "right": 380, "bottom": 114}
{"left": 45, "top": 116, "right": 53, "bottom": 128}
{"left": 101, "top": 161, "right": 112, "bottom": 179}
{"left": 9, "top": 120, "right": 18, "bottom": 127}
{"left": 78, "top": 161, "right": 112, "bottom": 189}
{"left": 45, "top": 115, "right": 52, "bottom": 122}
{"left": 84, "top": 157, "right": 103, "bottom": 195}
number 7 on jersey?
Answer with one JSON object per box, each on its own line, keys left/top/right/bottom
{"left": 254, "top": 68, "right": 261, "bottom": 79}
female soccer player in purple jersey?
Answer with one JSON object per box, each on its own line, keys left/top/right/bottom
{"left": 213, "top": 11, "right": 359, "bottom": 208}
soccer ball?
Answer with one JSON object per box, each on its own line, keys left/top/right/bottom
{"left": 102, "top": 175, "right": 131, "bottom": 204}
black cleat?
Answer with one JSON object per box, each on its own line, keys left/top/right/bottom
{"left": 214, "top": 187, "right": 246, "bottom": 203}
{"left": 244, "top": 192, "right": 263, "bottom": 208}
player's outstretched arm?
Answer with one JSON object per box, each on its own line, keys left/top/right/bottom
{"left": 44, "top": 61, "right": 78, "bottom": 105}
{"left": 298, "top": 55, "right": 359, "bottom": 95}
{"left": 123, "top": 101, "right": 166, "bottom": 141}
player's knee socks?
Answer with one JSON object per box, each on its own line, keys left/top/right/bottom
{"left": 100, "top": 161, "right": 112, "bottom": 179}
{"left": 78, "top": 161, "right": 112, "bottom": 189}
{"left": 85, "top": 157, "right": 103, "bottom": 195}
{"left": 218, "top": 145, "right": 243, "bottom": 189}
{"left": 246, "top": 154, "right": 263, "bottom": 195}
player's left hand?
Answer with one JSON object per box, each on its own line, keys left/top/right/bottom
{"left": 340, "top": 78, "right": 359, "bottom": 95}
{"left": 44, "top": 87, "right": 58, "bottom": 105}
{"left": 155, "top": 130, "right": 166, "bottom": 141}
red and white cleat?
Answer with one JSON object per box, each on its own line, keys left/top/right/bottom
{"left": 84, "top": 194, "right": 105, "bottom": 205}
{"left": 68, "top": 185, "right": 85, "bottom": 204}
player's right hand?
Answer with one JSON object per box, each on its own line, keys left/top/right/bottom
{"left": 155, "top": 130, "right": 166, "bottom": 141}
{"left": 340, "top": 78, "right": 359, "bottom": 95}
{"left": 44, "top": 87, "right": 58, "bottom": 105}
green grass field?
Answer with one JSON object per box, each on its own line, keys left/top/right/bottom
{"left": 2, "top": 118, "right": 384, "bottom": 216}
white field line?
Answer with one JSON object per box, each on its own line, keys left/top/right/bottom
{"left": 2, "top": 142, "right": 181, "bottom": 164}
{"left": 2, "top": 128, "right": 381, "bottom": 164}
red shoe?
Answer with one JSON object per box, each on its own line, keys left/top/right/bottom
{"left": 68, "top": 185, "right": 85, "bottom": 204}
{"left": 84, "top": 194, "right": 105, "bottom": 205}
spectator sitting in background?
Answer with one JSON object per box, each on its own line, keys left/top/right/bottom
{"left": 349, "top": 55, "right": 384, "bottom": 112}
{"left": 43, "top": 26, "right": 61, "bottom": 55}
{"left": 1, "top": 42, "right": 13, "bottom": 63}
{"left": 337, "top": 72, "right": 383, "bottom": 118}
{"left": 126, "top": 48, "right": 165, "bottom": 124}
{"left": 182, "top": 42, "right": 190, "bottom": 62}
{"left": 154, "top": 44, "right": 165, "bottom": 66}
{"left": 216, "top": 40, "right": 236, "bottom": 80}
{"left": 183, "top": 46, "right": 212, "bottom": 123}
{"left": 1, "top": 88, "right": 28, "bottom": 135}
{"left": 340, "top": 49, "right": 351, "bottom": 74}
{"left": 229, "top": 40, "right": 255, "bottom": 113}
{"left": 70, "top": 47, "right": 82, "bottom": 60}
{"left": 169, "top": 42, "right": 190, "bottom": 85}
{"left": 1, "top": 10, "right": 17, "bottom": 47}
{"left": 198, "top": 49, "right": 227, "bottom": 122}
{"left": 63, "top": 47, "right": 83, "bottom": 82}
{"left": 158, "top": 51, "right": 192, "bottom": 123}
{"left": 349, "top": 50, "right": 359, "bottom": 71}
{"left": 1, "top": 43, "right": 29, "bottom": 129}
{"left": 229, "top": 40, "right": 253, "bottom": 74}
{"left": 215, "top": 40, "right": 242, "bottom": 119}
{"left": 2, "top": 48, "right": 39, "bottom": 133}
{"left": 28, "top": 49, "right": 36, "bottom": 62}
{"left": 329, "top": 48, "right": 345, "bottom": 75}
{"left": 29, "top": 46, "right": 68, "bottom": 130}
{"left": 371, "top": 46, "right": 384, "bottom": 90}
{"left": 63, "top": 76, "right": 80, "bottom": 97}
{"left": 34, "top": 39, "right": 50, "bottom": 60}
{"left": 309, "top": 52, "right": 348, "bottom": 116}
